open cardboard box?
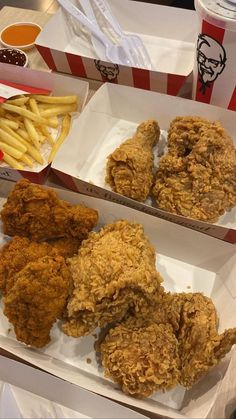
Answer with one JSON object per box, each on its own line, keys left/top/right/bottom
{"left": 35, "top": 0, "right": 195, "bottom": 96}
{"left": 0, "top": 63, "right": 89, "bottom": 184}
{"left": 0, "top": 183, "right": 236, "bottom": 419}
{"left": 0, "top": 357, "right": 147, "bottom": 418}
{"left": 51, "top": 83, "right": 236, "bottom": 243}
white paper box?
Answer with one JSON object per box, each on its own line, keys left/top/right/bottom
{"left": 0, "top": 184, "right": 236, "bottom": 419}
{"left": 0, "top": 357, "right": 147, "bottom": 419}
{"left": 35, "top": 1, "right": 196, "bottom": 96}
{"left": 51, "top": 82, "right": 236, "bottom": 243}
{"left": 0, "top": 63, "right": 89, "bottom": 183}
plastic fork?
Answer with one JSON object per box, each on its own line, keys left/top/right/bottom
{"left": 57, "top": 0, "right": 135, "bottom": 66}
{"left": 79, "top": 0, "right": 107, "bottom": 61}
{"left": 92, "top": 0, "right": 152, "bottom": 69}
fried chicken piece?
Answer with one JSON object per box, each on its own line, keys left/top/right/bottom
{"left": 3, "top": 256, "right": 71, "bottom": 348}
{"left": 0, "top": 179, "right": 98, "bottom": 241}
{"left": 153, "top": 116, "right": 236, "bottom": 222}
{"left": 0, "top": 236, "right": 58, "bottom": 296}
{"left": 177, "top": 293, "right": 236, "bottom": 388}
{"left": 106, "top": 120, "right": 160, "bottom": 201}
{"left": 98, "top": 316, "right": 180, "bottom": 398}
{"left": 46, "top": 237, "right": 82, "bottom": 259}
{"left": 62, "top": 220, "right": 163, "bottom": 337}
{"left": 98, "top": 292, "right": 236, "bottom": 398}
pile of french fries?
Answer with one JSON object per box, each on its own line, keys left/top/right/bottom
{"left": 0, "top": 94, "right": 78, "bottom": 170}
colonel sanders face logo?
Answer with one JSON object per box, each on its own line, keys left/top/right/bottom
{"left": 94, "top": 60, "right": 119, "bottom": 81}
{"left": 197, "top": 34, "right": 226, "bottom": 94}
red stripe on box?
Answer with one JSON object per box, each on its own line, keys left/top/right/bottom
{"left": 228, "top": 86, "right": 236, "bottom": 111}
{"left": 167, "top": 74, "right": 186, "bottom": 96}
{"left": 52, "top": 169, "right": 79, "bottom": 192}
{"left": 0, "top": 80, "right": 51, "bottom": 96}
{"left": 66, "top": 53, "right": 87, "bottom": 78}
{"left": 36, "top": 45, "right": 57, "bottom": 71}
{"left": 132, "top": 68, "right": 150, "bottom": 90}
{"left": 0, "top": 97, "right": 5, "bottom": 103}
{"left": 223, "top": 229, "right": 236, "bottom": 244}
{"left": 19, "top": 166, "right": 50, "bottom": 184}
{"left": 195, "top": 20, "right": 225, "bottom": 104}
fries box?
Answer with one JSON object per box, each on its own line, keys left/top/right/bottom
{"left": 0, "top": 357, "right": 147, "bottom": 418}
{"left": 0, "top": 63, "right": 89, "bottom": 184}
{"left": 0, "top": 183, "right": 236, "bottom": 419}
{"left": 35, "top": 0, "right": 196, "bottom": 96}
{"left": 51, "top": 83, "right": 236, "bottom": 244}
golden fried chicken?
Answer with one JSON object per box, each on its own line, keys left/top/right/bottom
{"left": 4, "top": 256, "right": 71, "bottom": 348}
{"left": 177, "top": 293, "right": 236, "bottom": 388}
{"left": 46, "top": 237, "right": 82, "bottom": 259}
{"left": 0, "top": 236, "right": 58, "bottom": 296}
{"left": 99, "top": 316, "right": 180, "bottom": 398}
{"left": 106, "top": 120, "right": 160, "bottom": 201}
{"left": 153, "top": 116, "right": 236, "bottom": 222}
{"left": 0, "top": 179, "right": 98, "bottom": 241}
{"left": 62, "top": 220, "right": 163, "bottom": 337}
{"left": 97, "top": 291, "right": 236, "bottom": 398}
{"left": 140, "top": 291, "right": 236, "bottom": 388}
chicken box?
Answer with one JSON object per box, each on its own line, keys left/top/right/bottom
{"left": 0, "top": 181, "right": 236, "bottom": 419}
{"left": 35, "top": 0, "right": 195, "bottom": 97}
{"left": 51, "top": 82, "right": 236, "bottom": 243}
{"left": 0, "top": 63, "right": 89, "bottom": 184}
{"left": 0, "top": 356, "right": 146, "bottom": 418}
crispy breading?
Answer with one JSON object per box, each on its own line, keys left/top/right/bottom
{"left": 0, "top": 236, "right": 58, "bottom": 296}
{"left": 106, "top": 120, "right": 160, "bottom": 201}
{"left": 177, "top": 293, "right": 236, "bottom": 388}
{"left": 99, "top": 316, "right": 180, "bottom": 398}
{"left": 62, "top": 220, "right": 163, "bottom": 337}
{"left": 0, "top": 179, "right": 98, "bottom": 241}
{"left": 97, "top": 292, "right": 236, "bottom": 397}
{"left": 153, "top": 117, "right": 236, "bottom": 222}
{"left": 46, "top": 236, "right": 82, "bottom": 259}
{"left": 3, "top": 256, "right": 71, "bottom": 348}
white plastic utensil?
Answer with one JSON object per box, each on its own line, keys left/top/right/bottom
{"left": 57, "top": 0, "right": 134, "bottom": 66}
{"left": 92, "top": 0, "right": 152, "bottom": 69}
{"left": 79, "top": 0, "right": 107, "bottom": 60}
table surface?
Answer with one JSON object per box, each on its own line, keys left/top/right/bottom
{"left": 0, "top": 6, "right": 236, "bottom": 419}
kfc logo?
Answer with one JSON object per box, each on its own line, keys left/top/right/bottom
{"left": 94, "top": 60, "right": 119, "bottom": 82}
{"left": 197, "top": 34, "right": 226, "bottom": 94}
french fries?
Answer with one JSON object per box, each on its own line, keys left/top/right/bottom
{"left": 48, "top": 114, "right": 71, "bottom": 163}
{"left": 0, "top": 94, "right": 78, "bottom": 170}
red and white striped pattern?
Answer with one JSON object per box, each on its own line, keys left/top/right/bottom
{"left": 193, "top": 19, "right": 236, "bottom": 111}
{"left": 35, "top": 45, "right": 187, "bottom": 96}
{"left": 0, "top": 79, "right": 51, "bottom": 102}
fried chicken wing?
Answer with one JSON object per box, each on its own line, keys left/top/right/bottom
{"left": 145, "top": 291, "right": 236, "bottom": 388}
{"left": 153, "top": 117, "right": 236, "bottom": 222}
{"left": 177, "top": 293, "right": 236, "bottom": 388}
{"left": 0, "top": 236, "right": 58, "bottom": 296}
{"left": 98, "top": 316, "right": 179, "bottom": 398}
{"left": 0, "top": 179, "right": 98, "bottom": 241}
{"left": 97, "top": 292, "right": 236, "bottom": 397}
{"left": 62, "top": 220, "right": 163, "bottom": 337}
{"left": 106, "top": 120, "right": 160, "bottom": 201}
{"left": 4, "top": 256, "right": 71, "bottom": 348}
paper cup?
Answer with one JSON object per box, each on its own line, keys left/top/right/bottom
{"left": 192, "top": 0, "right": 236, "bottom": 111}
